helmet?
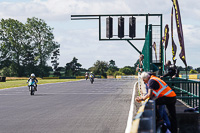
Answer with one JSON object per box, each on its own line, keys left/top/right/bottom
{"left": 31, "top": 73, "right": 35, "bottom": 78}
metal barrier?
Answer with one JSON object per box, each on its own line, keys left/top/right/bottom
{"left": 163, "top": 77, "right": 200, "bottom": 113}
{"left": 116, "top": 75, "right": 136, "bottom": 80}
{"left": 131, "top": 99, "right": 156, "bottom": 133}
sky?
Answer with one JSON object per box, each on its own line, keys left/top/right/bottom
{"left": 0, "top": 0, "right": 199, "bottom": 69}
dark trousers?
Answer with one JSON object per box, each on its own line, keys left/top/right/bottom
{"left": 156, "top": 96, "right": 177, "bottom": 133}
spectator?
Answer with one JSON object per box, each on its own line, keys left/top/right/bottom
{"left": 136, "top": 54, "right": 144, "bottom": 74}
{"left": 136, "top": 54, "right": 146, "bottom": 96}
{"left": 160, "top": 60, "right": 179, "bottom": 78}
{"left": 144, "top": 73, "right": 171, "bottom": 130}
{"left": 136, "top": 72, "right": 177, "bottom": 133}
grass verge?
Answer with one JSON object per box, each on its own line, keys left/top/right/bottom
{"left": 0, "top": 79, "right": 81, "bottom": 90}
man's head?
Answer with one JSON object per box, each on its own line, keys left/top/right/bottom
{"left": 139, "top": 54, "right": 144, "bottom": 59}
{"left": 141, "top": 72, "right": 150, "bottom": 83}
{"left": 165, "top": 60, "right": 171, "bottom": 67}
{"left": 31, "top": 73, "right": 35, "bottom": 78}
{"left": 139, "top": 54, "right": 144, "bottom": 61}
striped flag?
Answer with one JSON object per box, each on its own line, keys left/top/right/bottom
{"left": 164, "top": 24, "right": 169, "bottom": 64}
{"left": 172, "top": 0, "right": 187, "bottom": 66}
{"left": 164, "top": 24, "right": 169, "bottom": 51}
{"left": 171, "top": 7, "right": 177, "bottom": 65}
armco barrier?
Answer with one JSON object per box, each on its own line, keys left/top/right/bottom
{"left": 188, "top": 75, "right": 198, "bottom": 79}
{"left": 42, "top": 77, "right": 59, "bottom": 79}
{"left": 179, "top": 74, "right": 200, "bottom": 80}
{"left": 59, "top": 77, "right": 76, "bottom": 79}
{"left": 130, "top": 99, "right": 156, "bottom": 133}
{"left": 121, "top": 76, "right": 135, "bottom": 79}
{"left": 116, "top": 76, "right": 122, "bottom": 79}
{"left": 76, "top": 76, "right": 85, "bottom": 79}
{"left": 116, "top": 75, "right": 136, "bottom": 80}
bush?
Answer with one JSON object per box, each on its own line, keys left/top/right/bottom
{"left": 114, "top": 71, "right": 125, "bottom": 77}
{"left": 0, "top": 66, "right": 17, "bottom": 77}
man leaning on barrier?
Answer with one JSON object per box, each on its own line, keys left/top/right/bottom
{"left": 135, "top": 72, "right": 177, "bottom": 133}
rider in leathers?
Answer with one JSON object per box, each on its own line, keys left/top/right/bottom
{"left": 27, "top": 73, "right": 38, "bottom": 91}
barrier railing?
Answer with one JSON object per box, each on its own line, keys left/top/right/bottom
{"left": 131, "top": 99, "right": 156, "bottom": 133}
{"left": 163, "top": 78, "right": 200, "bottom": 113}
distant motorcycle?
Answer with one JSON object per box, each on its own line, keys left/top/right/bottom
{"left": 85, "top": 74, "right": 88, "bottom": 80}
{"left": 28, "top": 79, "right": 37, "bottom": 95}
{"left": 89, "top": 74, "right": 94, "bottom": 84}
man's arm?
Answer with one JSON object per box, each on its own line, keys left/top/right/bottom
{"left": 136, "top": 89, "right": 152, "bottom": 102}
{"left": 141, "top": 89, "right": 152, "bottom": 100}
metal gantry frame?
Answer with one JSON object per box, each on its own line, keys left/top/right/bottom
{"left": 71, "top": 13, "right": 163, "bottom": 74}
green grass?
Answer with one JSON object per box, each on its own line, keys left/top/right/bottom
{"left": 0, "top": 79, "right": 81, "bottom": 89}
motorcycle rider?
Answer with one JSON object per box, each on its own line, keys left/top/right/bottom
{"left": 85, "top": 72, "right": 89, "bottom": 80}
{"left": 89, "top": 72, "right": 94, "bottom": 78}
{"left": 27, "top": 73, "right": 38, "bottom": 91}
{"left": 89, "top": 72, "right": 95, "bottom": 83}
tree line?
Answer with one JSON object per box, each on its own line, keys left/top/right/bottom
{"left": 53, "top": 57, "right": 138, "bottom": 78}
{"left": 0, "top": 17, "right": 137, "bottom": 78}
{"left": 58, "top": 57, "right": 200, "bottom": 78}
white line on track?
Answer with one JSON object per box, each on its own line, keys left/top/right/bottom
{"left": 125, "top": 81, "right": 137, "bottom": 133}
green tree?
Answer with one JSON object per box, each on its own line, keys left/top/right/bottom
{"left": 26, "top": 17, "right": 60, "bottom": 77}
{"left": 0, "top": 17, "right": 60, "bottom": 77}
{"left": 109, "top": 60, "right": 116, "bottom": 68}
{"left": 114, "top": 71, "right": 125, "bottom": 77}
{"left": 90, "top": 60, "right": 109, "bottom": 78}
{"left": 195, "top": 67, "right": 200, "bottom": 73}
{"left": 51, "top": 48, "right": 60, "bottom": 77}
{"left": 187, "top": 66, "right": 193, "bottom": 71}
{"left": 22, "top": 48, "right": 36, "bottom": 76}
{"left": 0, "top": 65, "right": 17, "bottom": 77}
{"left": 119, "top": 66, "right": 135, "bottom": 75}
{"left": 0, "top": 18, "right": 30, "bottom": 76}
{"left": 106, "top": 60, "right": 119, "bottom": 76}
{"left": 65, "top": 57, "right": 82, "bottom": 76}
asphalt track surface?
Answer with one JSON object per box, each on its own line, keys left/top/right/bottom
{"left": 0, "top": 79, "right": 136, "bottom": 133}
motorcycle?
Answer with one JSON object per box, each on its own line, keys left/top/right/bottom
{"left": 89, "top": 74, "right": 94, "bottom": 84}
{"left": 85, "top": 74, "right": 88, "bottom": 80}
{"left": 28, "top": 79, "right": 37, "bottom": 95}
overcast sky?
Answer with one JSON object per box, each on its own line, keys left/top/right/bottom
{"left": 0, "top": 0, "right": 199, "bottom": 69}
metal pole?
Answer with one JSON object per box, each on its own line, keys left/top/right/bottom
{"left": 99, "top": 16, "right": 101, "bottom": 40}
{"left": 186, "top": 66, "right": 188, "bottom": 80}
{"left": 127, "top": 40, "right": 142, "bottom": 55}
{"left": 145, "top": 14, "right": 149, "bottom": 37}
{"left": 160, "top": 14, "right": 164, "bottom": 75}
{"left": 149, "top": 24, "right": 153, "bottom": 72}
{"left": 199, "top": 82, "right": 200, "bottom": 113}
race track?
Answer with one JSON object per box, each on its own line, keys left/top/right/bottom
{"left": 0, "top": 79, "right": 136, "bottom": 133}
